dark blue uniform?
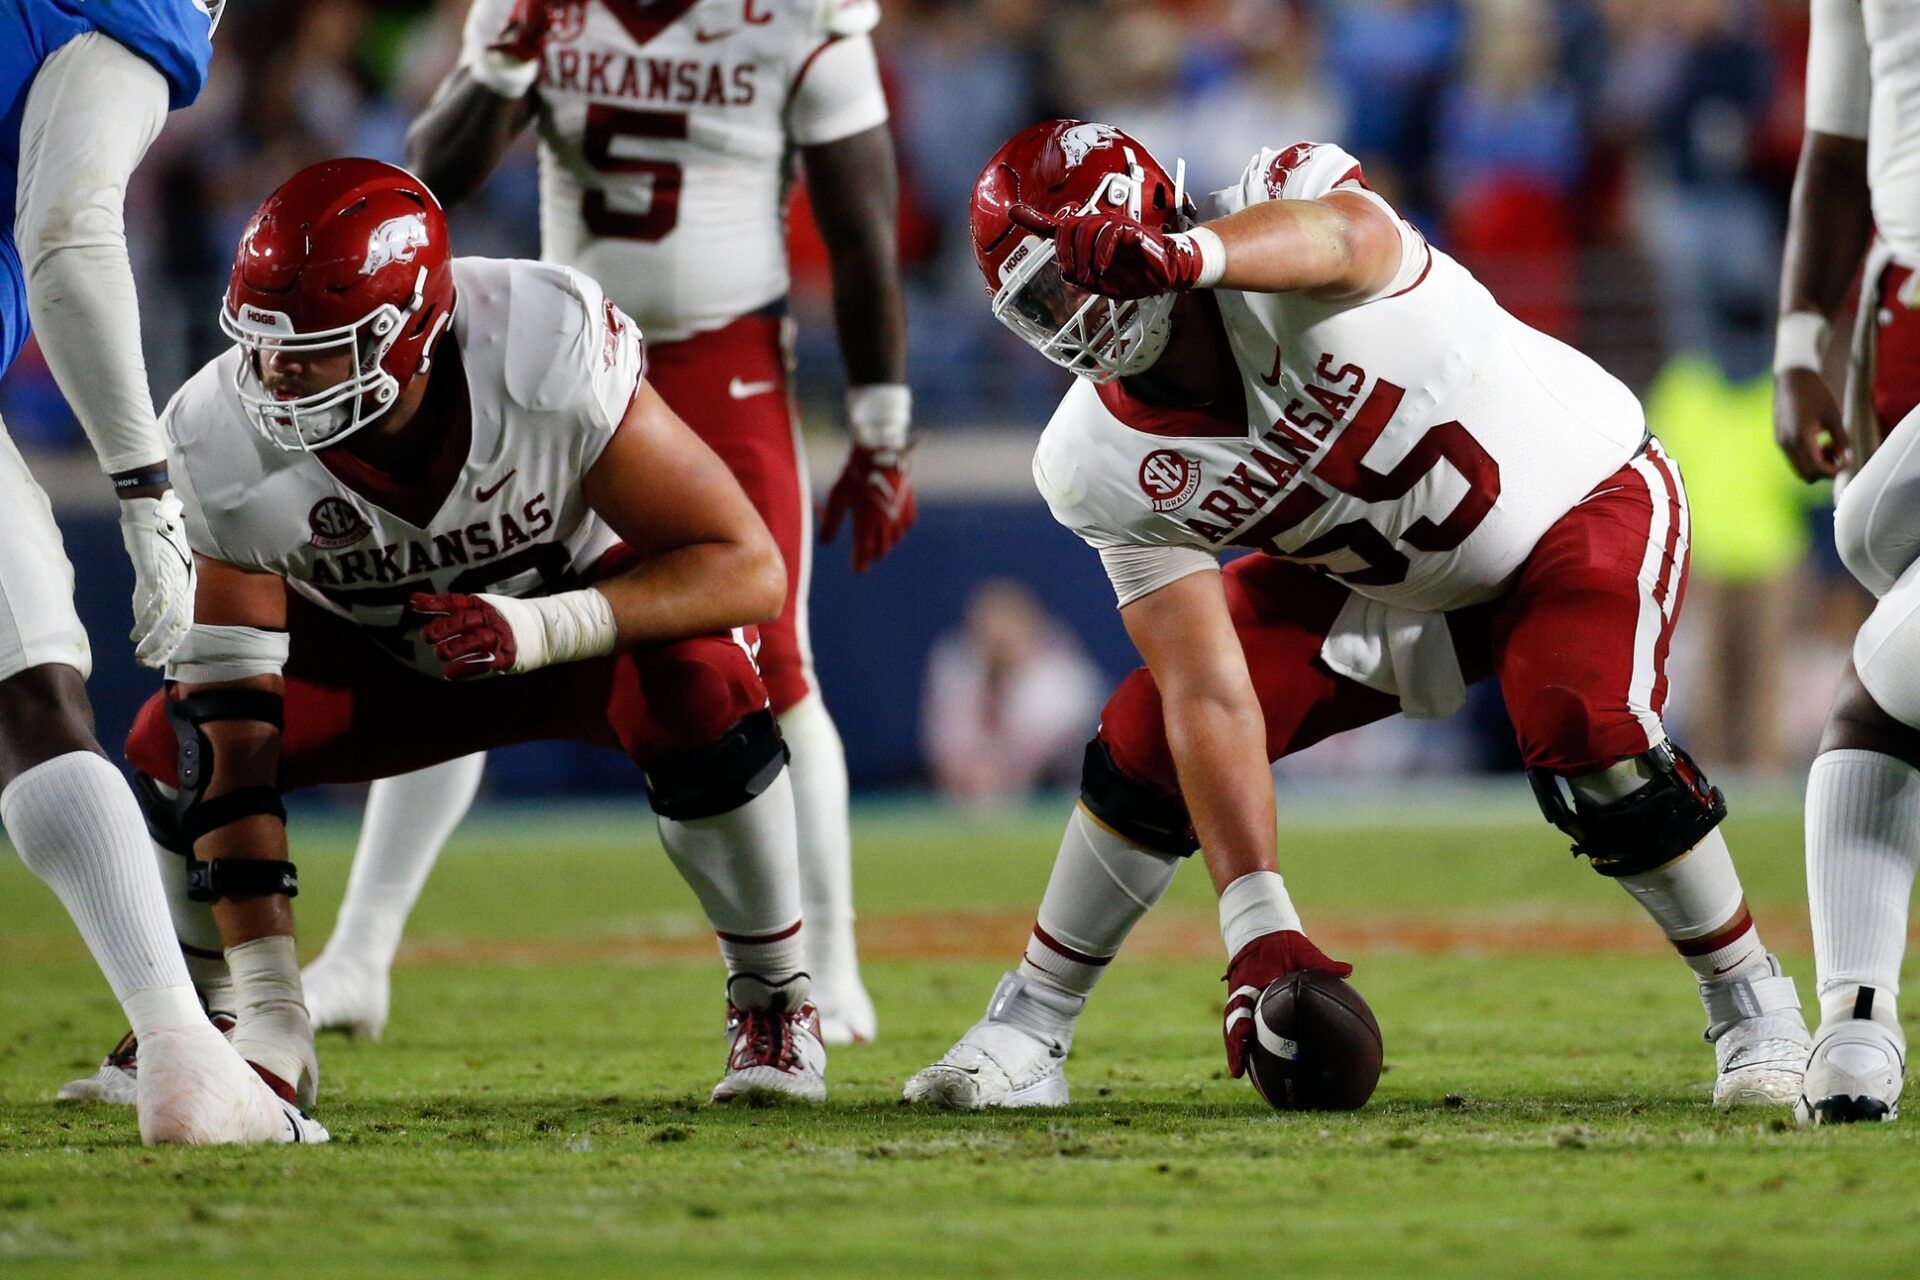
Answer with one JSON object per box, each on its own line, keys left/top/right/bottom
{"left": 0, "top": 0, "right": 215, "bottom": 377}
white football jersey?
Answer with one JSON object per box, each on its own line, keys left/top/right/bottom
{"left": 1807, "top": 0, "right": 1920, "bottom": 263}
{"left": 1035, "top": 142, "right": 1647, "bottom": 614}
{"left": 162, "top": 257, "right": 643, "bottom": 676}
{"left": 460, "top": 0, "right": 890, "bottom": 342}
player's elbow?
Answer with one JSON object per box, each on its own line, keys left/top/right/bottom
{"left": 733, "top": 531, "right": 787, "bottom": 625}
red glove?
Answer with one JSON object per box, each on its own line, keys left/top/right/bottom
{"left": 410, "top": 592, "right": 516, "bottom": 680}
{"left": 488, "top": 0, "right": 562, "bottom": 62}
{"left": 1221, "top": 931, "right": 1353, "bottom": 1079}
{"left": 820, "top": 446, "right": 916, "bottom": 573}
{"left": 1011, "top": 204, "right": 1208, "bottom": 300}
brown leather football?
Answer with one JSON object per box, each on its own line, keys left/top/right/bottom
{"left": 1245, "top": 970, "right": 1383, "bottom": 1111}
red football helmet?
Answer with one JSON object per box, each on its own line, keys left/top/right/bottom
{"left": 971, "top": 119, "right": 1189, "bottom": 381}
{"left": 220, "top": 158, "right": 456, "bottom": 450}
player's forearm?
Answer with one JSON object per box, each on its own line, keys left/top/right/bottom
{"left": 803, "top": 128, "right": 908, "bottom": 388}
{"left": 591, "top": 536, "right": 786, "bottom": 647}
{"left": 1779, "top": 131, "right": 1872, "bottom": 321}
{"left": 1204, "top": 198, "right": 1372, "bottom": 297}
{"left": 17, "top": 34, "right": 171, "bottom": 477}
{"left": 1161, "top": 689, "right": 1280, "bottom": 895}
{"left": 406, "top": 69, "right": 533, "bottom": 209}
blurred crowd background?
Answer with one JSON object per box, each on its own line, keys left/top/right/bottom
{"left": 7, "top": 0, "right": 1865, "bottom": 800}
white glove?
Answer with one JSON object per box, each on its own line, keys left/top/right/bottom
{"left": 119, "top": 492, "right": 196, "bottom": 668}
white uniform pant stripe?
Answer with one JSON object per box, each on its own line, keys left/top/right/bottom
{"left": 1624, "top": 449, "right": 1678, "bottom": 745}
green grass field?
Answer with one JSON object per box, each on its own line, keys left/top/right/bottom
{"left": 3, "top": 788, "right": 1917, "bottom": 1278}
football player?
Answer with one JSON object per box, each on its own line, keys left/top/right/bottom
{"left": 905, "top": 120, "right": 1809, "bottom": 1109}
{"left": 78, "top": 159, "right": 830, "bottom": 1117}
{"left": 1772, "top": 0, "right": 1916, "bottom": 1123}
{"left": 2, "top": 0, "right": 322, "bottom": 1143}
{"left": 293, "top": 0, "right": 911, "bottom": 1049}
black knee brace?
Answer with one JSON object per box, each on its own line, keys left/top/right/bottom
{"left": 1079, "top": 738, "right": 1199, "bottom": 858}
{"left": 1528, "top": 742, "right": 1727, "bottom": 877}
{"left": 161, "top": 688, "right": 297, "bottom": 902}
{"left": 646, "top": 709, "right": 790, "bottom": 821}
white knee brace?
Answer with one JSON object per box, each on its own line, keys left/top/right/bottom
{"left": 1835, "top": 405, "right": 1920, "bottom": 599}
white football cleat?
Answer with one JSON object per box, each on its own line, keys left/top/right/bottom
{"left": 903, "top": 972, "right": 1081, "bottom": 1110}
{"left": 1797, "top": 999, "right": 1904, "bottom": 1125}
{"left": 302, "top": 952, "right": 391, "bottom": 1041}
{"left": 1702, "top": 957, "right": 1812, "bottom": 1108}
{"left": 58, "top": 1028, "right": 140, "bottom": 1105}
{"left": 709, "top": 975, "right": 828, "bottom": 1104}
{"left": 59, "top": 1011, "right": 238, "bottom": 1107}
{"left": 137, "top": 1023, "right": 329, "bottom": 1145}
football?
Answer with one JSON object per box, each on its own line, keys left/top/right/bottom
{"left": 1244, "top": 970, "right": 1384, "bottom": 1112}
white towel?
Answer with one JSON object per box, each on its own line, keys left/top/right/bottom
{"left": 1318, "top": 593, "right": 1468, "bottom": 721}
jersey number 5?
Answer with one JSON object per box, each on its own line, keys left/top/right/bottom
{"left": 582, "top": 105, "right": 686, "bottom": 242}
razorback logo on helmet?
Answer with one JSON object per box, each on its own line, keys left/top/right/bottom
{"left": 308, "top": 497, "right": 371, "bottom": 550}
{"left": 1059, "top": 123, "right": 1122, "bottom": 170}
{"left": 1139, "top": 449, "right": 1201, "bottom": 512}
{"left": 359, "top": 213, "right": 431, "bottom": 277}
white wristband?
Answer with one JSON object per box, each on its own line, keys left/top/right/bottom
{"left": 846, "top": 383, "right": 912, "bottom": 451}
{"left": 465, "top": 49, "right": 540, "bottom": 99}
{"left": 1218, "top": 870, "right": 1303, "bottom": 960}
{"left": 478, "top": 588, "right": 617, "bottom": 674}
{"left": 1175, "top": 225, "right": 1228, "bottom": 289}
{"left": 1774, "top": 311, "right": 1833, "bottom": 374}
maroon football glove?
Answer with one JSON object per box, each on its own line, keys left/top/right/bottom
{"left": 820, "top": 445, "right": 916, "bottom": 573}
{"left": 411, "top": 591, "right": 516, "bottom": 680}
{"left": 488, "top": 0, "right": 563, "bottom": 62}
{"left": 1010, "top": 204, "right": 1207, "bottom": 301}
{"left": 1221, "top": 931, "right": 1354, "bottom": 1078}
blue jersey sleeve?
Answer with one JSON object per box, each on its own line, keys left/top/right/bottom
{"left": 43, "top": 0, "right": 217, "bottom": 109}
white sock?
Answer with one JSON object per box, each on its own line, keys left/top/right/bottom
{"left": 777, "top": 692, "right": 859, "bottom": 981}
{"left": 657, "top": 771, "right": 806, "bottom": 980}
{"left": 1, "top": 751, "right": 192, "bottom": 1002}
{"left": 224, "top": 934, "right": 312, "bottom": 1095}
{"left": 321, "top": 753, "right": 485, "bottom": 971}
{"left": 1569, "top": 765, "right": 1769, "bottom": 983}
{"left": 1613, "top": 827, "right": 1769, "bottom": 982}
{"left": 149, "top": 828, "right": 233, "bottom": 1014}
{"left": 1016, "top": 805, "right": 1181, "bottom": 999}
{"left": 123, "top": 984, "right": 214, "bottom": 1038}
{"left": 1807, "top": 748, "right": 1920, "bottom": 1030}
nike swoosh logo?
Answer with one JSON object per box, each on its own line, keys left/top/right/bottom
{"left": 1261, "top": 348, "right": 1284, "bottom": 387}
{"left": 695, "top": 26, "right": 735, "bottom": 41}
{"left": 476, "top": 470, "right": 517, "bottom": 501}
{"left": 729, "top": 377, "right": 778, "bottom": 400}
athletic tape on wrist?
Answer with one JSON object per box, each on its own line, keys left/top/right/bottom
{"left": 1182, "top": 225, "right": 1227, "bottom": 289}
{"left": 481, "top": 589, "right": 617, "bottom": 674}
{"left": 1218, "top": 870, "right": 1304, "bottom": 959}
{"left": 846, "top": 384, "right": 912, "bottom": 451}
{"left": 1774, "top": 311, "right": 1833, "bottom": 374}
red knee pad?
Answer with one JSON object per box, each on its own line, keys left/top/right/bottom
{"left": 617, "top": 633, "right": 772, "bottom": 766}
{"left": 125, "top": 690, "right": 179, "bottom": 786}
{"left": 1097, "top": 668, "right": 1180, "bottom": 795}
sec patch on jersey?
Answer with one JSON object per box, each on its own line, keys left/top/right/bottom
{"left": 1245, "top": 971, "right": 1384, "bottom": 1112}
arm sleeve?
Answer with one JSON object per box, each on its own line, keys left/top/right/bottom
{"left": 787, "top": 33, "right": 889, "bottom": 146}
{"left": 14, "top": 33, "right": 171, "bottom": 475}
{"left": 1238, "top": 141, "right": 1426, "bottom": 303}
{"left": 1098, "top": 544, "right": 1221, "bottom": 608}
{"left": 1807, "top": 0, "right": 1871, "bottom": 139}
